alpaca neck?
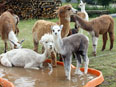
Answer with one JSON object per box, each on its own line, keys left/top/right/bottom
{"left": 59, "top": 16, "right": 70, "bottom": 38}
{"left": 81, "top": 6, "right": 85, "bottom": 12}
{"left": 54, "top": 35, "right": 64, "bottom": 54}
{"left": 38, "top": 48, "right": 49, "bottom": 63}
{"left": 8, "top": 31, "right": 18, "bottom": 44}
{"left": 81, "top": 7, "right": 89, "bottom": 21}
{"left": 75, "top": 15, "right": 92, "bottom": 31}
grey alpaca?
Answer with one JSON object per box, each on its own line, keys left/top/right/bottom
{"left": 51, "top": 25, "right": 89, "bottom": 80}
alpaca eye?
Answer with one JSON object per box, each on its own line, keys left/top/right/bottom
{"left": 52, "top": 30, "right": 54, "bottom": 32}
{"left": 46, "top": 41, "right": 48, "bottom": 43}
{"left": 67, "top": 8, "right": 71, "bottom": 10}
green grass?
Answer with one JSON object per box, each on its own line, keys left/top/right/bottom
{"left": 0, "top": 18, "right": 116, "bottom": 87}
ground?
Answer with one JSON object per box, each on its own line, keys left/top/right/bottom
{"left": 0, "top": 18, "right": 116, "bottom": 87}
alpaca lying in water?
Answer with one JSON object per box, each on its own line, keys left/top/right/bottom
{"left": 0, "top": 34, "right": 54, "bottom": 70}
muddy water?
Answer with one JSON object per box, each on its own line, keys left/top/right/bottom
{"left": 0, "top": 64, "right": 96, "bottom": 87}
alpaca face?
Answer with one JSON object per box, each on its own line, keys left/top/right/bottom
{"left": 58, "top": 4, "right": 77, "bottom": 17}
{"left": 10, "top": 39, "right": 24, "bottom": 49}
{"left": 78, "top": 1, "right": 86, "bottom": 9}
{"left": 51, "top": 25, "right": 63, "bottom": 37}
{"left": 40, "top": 34, "right": 54, "bottom": 52}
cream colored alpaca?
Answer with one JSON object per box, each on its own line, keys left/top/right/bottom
{"left": 0, "top": 34, "right": 54, "bottom": 69}
{"left": 78, "top": 0, "right": 89, "bottom": 33}
{"left": 32, "top": 4, "right": 77, "bottom": 66}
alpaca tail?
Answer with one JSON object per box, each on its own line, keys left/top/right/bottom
{"left": 109, "top": 17, "right": 115, "bottom": 50}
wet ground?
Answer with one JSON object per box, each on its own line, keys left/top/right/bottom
{"left": 0, "top": 64, "right": 96, "bottom": 87}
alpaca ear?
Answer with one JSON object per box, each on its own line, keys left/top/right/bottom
{"left": 84, "top": 3, "right": 86, "bottom": 5}
{"left": 19, "top": 39, "right": 25, "bottom": 44}
{"left": 51, "top": 26, "right": 53, "bottom": 30}
{"left": 80, "top": 0, "right": 83, "bottom": 3}
{"left": 9, "top": 40, "right": 17, "bottom": 46}
{"left": 39, "top": 40, "right": 43, "bottom": 45}
{"left": 60, "top": 25, "right": 63, "bottom": 30}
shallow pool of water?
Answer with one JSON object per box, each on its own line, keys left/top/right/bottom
{"left": 0, "top": 64, "right": 96, "bottom": 87}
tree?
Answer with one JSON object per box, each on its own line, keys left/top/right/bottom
{"left": 97, "top": 0, "right": 112, "bottom": 7}
{"left": 66, "top": 0, "right": 71, "bottom": 2}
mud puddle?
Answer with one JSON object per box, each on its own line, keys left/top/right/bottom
{"left": 0, "top": 64, "right": 96, "bottom": 87}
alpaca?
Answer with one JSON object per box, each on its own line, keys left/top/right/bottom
{"left": 32, "top": 4, "right": 77, "bottom": 52}
{"left": 0, "top": 10, "right": 22, "bottom": 53}
{"left": 73, "top": 14, "right": 114, "bottom": 56}
{"left": 70, "top": 12, "right": 85, "bottom": 33}
{"left": 0, "top": 34, "right": 54, "bottom": 69}
{"left": 32, "top": 4, "right": 77, "bottom": 66}
{"left": 78, "top": 0, "right": 89, "bottom": 33}
{"left": 51, "top": 25, "right": 89, "bottom": 80}
{"left": 79, "top": 0, "right": 89, "bottom": 21}
{"left": 68, "top": 25, "right": 78, "bottom": 36}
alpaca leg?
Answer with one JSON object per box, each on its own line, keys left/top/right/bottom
{"left": 51, "top": 51, "right": 57, "bottom": 67}
{"left": 74, "top": 54, "right": 83, "bottom": 75}
{"left": 102, "top": 33, "right": 108, "bottom": 51}
{"left": 92, "top": 36, "right": 98, "bottom": 56}
{"left": 63, "top": 55, "right": 72, "bottom": 80}
{"left": 65, "top": 56, "right": 72, "bottom": 80}
{"left": 109, "top": 32, "right": 114, "bottom": 50}
{"left": 62, "top": 56, "right": 68, "bottom": 77}
{"left": 4, "top": 41, "right": 8, "bottom": 53}
{"left": 33, "top": 40, "right": 38, "bottom": 52}
{"left": 24, "top": 63, "right": 39, "bottom": 70}
{"left": 82, "top": 54, "right": 89, "bottom": 74}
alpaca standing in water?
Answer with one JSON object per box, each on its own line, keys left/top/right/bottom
{"left": 51, "top": 25, "right": 89, "bottom": 80}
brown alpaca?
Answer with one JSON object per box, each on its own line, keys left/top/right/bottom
{"left": 0, "top": 10, "right": 21, "bottom": 53}
{"left": 70, "top": 12, "right": 86, "bottom": 33}
{"left": 74, "top": 15, "right": 114, "bottom": 56}
{"left": 32, "top": 4, "right": 77, "bottom": 66}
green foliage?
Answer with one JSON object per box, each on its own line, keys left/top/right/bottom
{"left": 96, "top": 0, "right": 113, "bottom": 7}
{"left": 66, "top": 0, "right": 71, "bottom": 2}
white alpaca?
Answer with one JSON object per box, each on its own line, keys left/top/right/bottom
{"left": 51, "top": 25, "right": 89, "bottom": 80}
{"left": 78, "top": 0, "right": 89, "bottom": 33}
{"left": 0, "top": 34, "right": 54, "bottom": 70}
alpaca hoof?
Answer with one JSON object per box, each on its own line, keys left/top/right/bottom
{"left": 66, "top": 76, "right": 71, "bottom": 80}
{"left": 75, "top": 70, "right": 83, "bottom": 75}
{"left": 109, "top": 48, "right": 112, "bottom": 51}
{"left": 92, "top": 52, "right": 96, "bottom": 56}
{"left": 101, "top": 48, "right": 105, "bottom": 51}
{"left": 52, "top": 64, "right": 57, "bottom": 68}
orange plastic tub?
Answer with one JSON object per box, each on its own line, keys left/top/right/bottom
{"left": 0, "top": 77, "right": 15, "bottom": 87}
{"left": 46, "top": 59, "right": 104, "bottom": 87}
{"left": 0, "top": 59, "right": 104, "bottom": 87}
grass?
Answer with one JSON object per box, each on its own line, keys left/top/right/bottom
{"left": 0, "top": 18, "right": 116, "bottom": 87}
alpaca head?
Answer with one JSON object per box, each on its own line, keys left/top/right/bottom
{"left": 10, "top": 39, "right": 24, "bottom": 49}
{"left": 57, "top": 4, "right": 77, "bottom": 18}
{"left": 51, "top": 25, "right": 63, "bottom": 37}
{"left": 40, "top": 34, "right": 54, "bottom": 52}
{"left": 78, "top": 0, "right": 86, "bottom": 9}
